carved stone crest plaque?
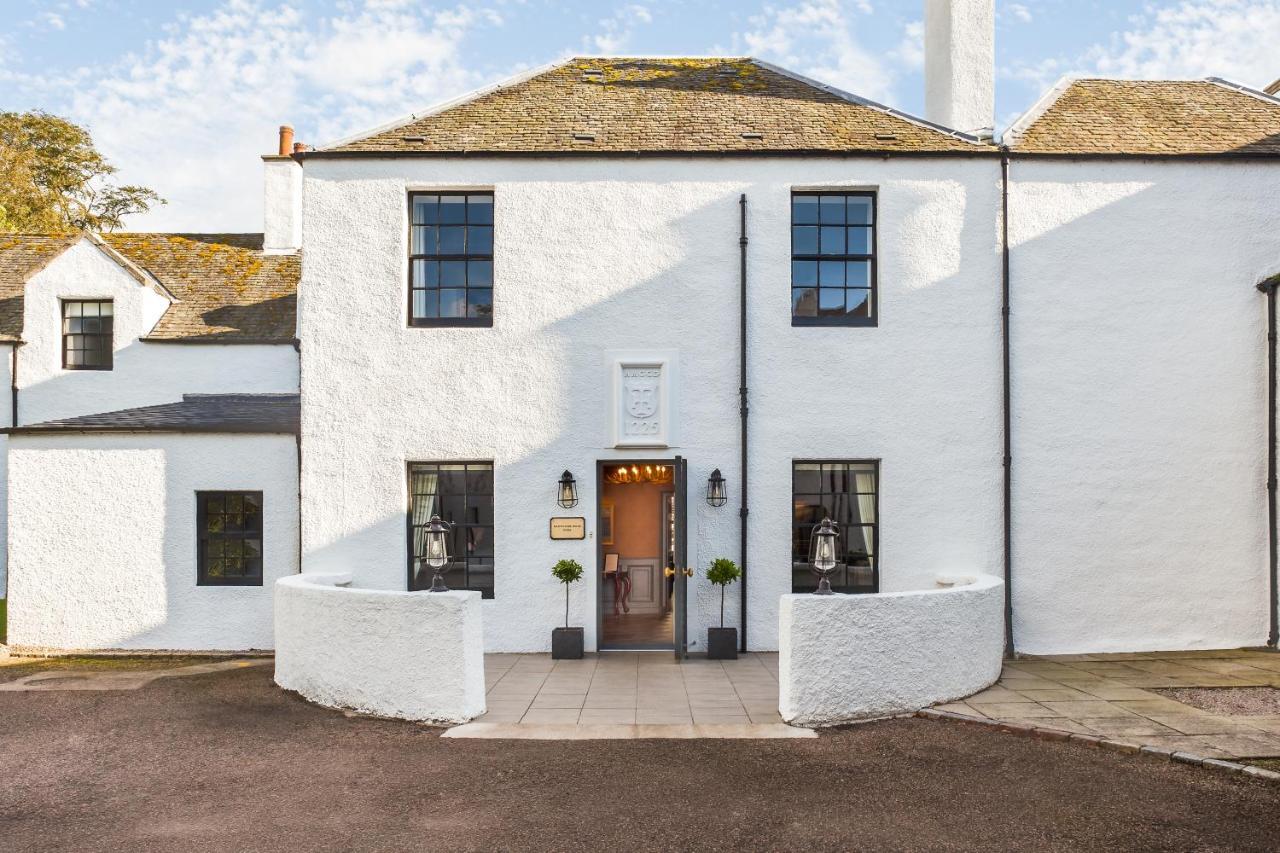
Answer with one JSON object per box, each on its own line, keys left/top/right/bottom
{"left": 610, "top": 355, "right": 673, "bottom": 447}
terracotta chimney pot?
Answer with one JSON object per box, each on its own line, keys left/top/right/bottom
{"left": 293, "top": 142, "right": 306, "bottom": 154}
{"left": 278, "top": 125, "right": 294, "bottom": 156}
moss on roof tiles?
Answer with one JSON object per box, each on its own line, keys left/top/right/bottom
{"left": 326, "top": 57, "right": 987, "bottom": 155}
{"left": 1011, "top": 80, "right": 1280, "bottom": 156}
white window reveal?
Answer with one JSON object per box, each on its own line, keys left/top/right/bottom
{"left": 609, "top": 353, "right": 676, "bottom": 448}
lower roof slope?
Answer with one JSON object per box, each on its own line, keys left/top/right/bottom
{"left": 321, "top": 57, "right": 989, "bottom": 155}
{"left": 1008, "top": 79, "right": 1280, "bottom": 156}
{"left": 0, "top": 233, "right": 298, "bottom": 343}
{"left": 6, "top": 393, "right": 301, "bottom": 434}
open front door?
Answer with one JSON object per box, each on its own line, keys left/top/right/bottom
{"left": 673, "top": 455, "right": 689, "bottom": 659}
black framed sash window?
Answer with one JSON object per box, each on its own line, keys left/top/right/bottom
{"left": 791, "top": 192, "right": 877, "bottom": 326}
{"left": 197, "top": 491, "right": 264, "bottom": 586}
{"left": 408, "top": 462, "right": 495, "bottom": 597}
{"left": 408, "top": 192, "right": 494, "bottom": 327}
{"left": 792, "top": 460, "right": 878, "bottom": 593}
{"left": 62, "top": 300, "right": 114, "bottom": 369}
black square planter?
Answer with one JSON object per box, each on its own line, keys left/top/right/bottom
{"left": 707, "top": 627, "right": 738, "bottom": 660}
{"left": 552, "top": 627, "right": 584, "bottom": 660}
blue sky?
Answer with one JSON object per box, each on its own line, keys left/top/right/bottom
{"left": 3, "top": 1, "right": 1278, "bottom": 230}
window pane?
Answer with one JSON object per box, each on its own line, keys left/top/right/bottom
{"left": 467, "top": 289, "right": 493, "bottom": 318}
{"left": 793, "top": 463, "right": 821, "bottom": 493}
{"left": 819, "top": 226, "right": 845, "bottom": 255}
{"left": 439, "top": 289, "right": 465, "bottom": 317}
{"left": 818, "top": 260, "right": 844, "bottom": 286}
{"left": 846, "top": 260, "right": 870, "bottom": 288}
{"left": 467, "top": 195, "right": 494, "bottom": 224}
{"left": 792, "top": 226, "right": 818, "bottom": 254}
{"left": 468, "top": 260, "right": 493, "bottom": 287}
{"left": 847, "top": 196, "right": 873, "bottom": 225}
{"left": 438, "top": 227, "right": 465, "bottom": 254}
{"left": 66, "top": 301, "right": 83, "bottom": 317}
{"left": 440, "top": 196, "right": 466, "bottom": 223}
{"left": 412, "top": 196, "right": 438, "bottom": 224}
{"left": 819, "top": 195, "right": 846, "bottom": 224}
{"left": 440, "top": 260, "right": 466, "bottom": 287}
{"left": 846, "top": 290, "right": 872, "bottom": 317}
{"left": 792, "top": 288, "right": 816, "bottom": 317}
{"left": 792, "top": 195, "right": 819, "bottom": 224}
{"left": 411, "top": 226, "right": 436, "bottom": 254}
{"left": 412, "top": 290, "right": 438, "bottom": 319}
{"left": 818, "top": 288, "right": 845, "bottom": 315}
{"left": 412, "top": 260, "right": 438, "bottom": 287}
{"left": 467, "top": 226, "right": 493, "bottom": 255}
{"left": 791, "top": 260, "right": 817, "bottom": 287}
{"left": 465, "top": 464, "right": 493, "bottom": 493}
{"left": 847, "top": 226, "right": 872, "bottom": 255}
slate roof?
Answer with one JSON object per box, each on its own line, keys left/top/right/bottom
{"left": 0, "top": 233, "right": 298, "bottom": 343}
{"left": 1008, "top": 79, "right": 1280, "bottom": 156}
{"left": 6, "top": 394, "right": 301, "bottom": 434}
{"left": 322, "top": 57, "right": 989, "bottom": 155}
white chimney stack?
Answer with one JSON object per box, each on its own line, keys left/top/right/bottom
{"left": 924, "top": 0, "right": 995, "bottom": 139}
{"left": 262, "top": 125, "right": 303, "bottom": 255}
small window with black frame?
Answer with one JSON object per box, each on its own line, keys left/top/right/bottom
{"left": 790, "top": 191, "right": 877, "bottom": 326}
{"left": 62, "top": 300, "right": 114, "bottom": 369}
{"left": 408, "top": 462, "right": 495, "bottom": 598}
{"left": 792, "top": 460, "right": 878, "bottom": 593}
{"left": 197, "top": 491, "right": 264, "bottom": 586}
{"left": 408, "top": 192, "right": 494, "bottom": 327}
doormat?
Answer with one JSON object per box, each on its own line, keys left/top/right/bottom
{"left": 1154, "top": 686, "right": 1280, "bottom": 716}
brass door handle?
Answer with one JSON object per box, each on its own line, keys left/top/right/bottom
{"left": 682, "top": 568, "right": 694, "bottom": 578}
{"left": 664, "top": 566, "right": 675, "bottom": 578}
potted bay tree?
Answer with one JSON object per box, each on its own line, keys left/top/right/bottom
{"left": 706, "top": 557, "right": 741, "bottom": 660}
{"left": 551, "top": 558, "right": 585, "bottom": 659}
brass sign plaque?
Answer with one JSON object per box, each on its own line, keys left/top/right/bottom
{"left": 549, "top": 517, "right": 587, "bottom": 540}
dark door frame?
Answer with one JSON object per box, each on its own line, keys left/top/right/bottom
{"left": 596, "top": 458, "right": 682, "bottom": 652}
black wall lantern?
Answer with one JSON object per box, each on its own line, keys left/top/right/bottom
{"left": 557, "top": 470, "right": 579, "bottom": 509}
{"left": 810, "top": 517, "right": 840, "bottom": 595}
{"left": 422, "top": 514, "right": 452, "bottom": 592}
{"left": 706, "top": 468, "right": 727, "bottom": 507}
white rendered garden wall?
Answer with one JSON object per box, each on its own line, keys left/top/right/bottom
{"left": 274, "top": 574, "right": 485, "bottom": 723}
{"left": 6, "top": 432, "right": 298, "bottom": 651}
{"left": 298, "top": 155, "right": 1004, "bottom": 653}
{"left": 1008, "top": 159, "right": 1280, "bottom": 654}
{"left": 18, "top": 238, "right": 298, "bottom": 426}
{"left": 779, "top": 574, "right": 1004, "bottom": 725}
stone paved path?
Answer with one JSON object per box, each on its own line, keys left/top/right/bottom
{"left": 937, "top": 649, "right": 1280, "bottom": 759}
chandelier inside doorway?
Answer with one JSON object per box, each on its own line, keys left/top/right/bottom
{"left": 605, "top": 463, "right": 673, "bottom": 485}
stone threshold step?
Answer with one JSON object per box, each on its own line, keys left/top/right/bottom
{"left": 442, "top": 722, "right": 816, "bottom": 740}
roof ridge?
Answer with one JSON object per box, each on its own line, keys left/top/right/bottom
{"left": 1205, "top": 77, "right": 1280, "bottom": 108}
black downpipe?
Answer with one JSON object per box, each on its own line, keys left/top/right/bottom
{"left": 738, "top": 193, "right": 749, "bottom": 653}
{"left": 1001, "top": 152, "right": 1015, "bottom": 658}
{"left": 1259, "top": 276, "right": 1280, "bottom": 648}
{"left": 10, "top": 343, "right": 17, "bottom": 428}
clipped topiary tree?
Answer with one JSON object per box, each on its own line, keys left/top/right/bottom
{"left": 551, "top": 558, "right": 586, "bottom": 660}
{"left": 707, "top": 557, "right": 741, "bottom": 628}
{"left": 552, "top": 558, "right": 585, "bottom": 628}
{"left": 706, "top": 557, "right": 742, "bottom": 660}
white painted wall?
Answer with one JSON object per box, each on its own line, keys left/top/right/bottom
{"left": 18, "top": 237, "right": 298, "bottom": 425}
{"left": 299, "top": 156, "right": 1004, "bottom": 652}
{"left": 274, "top": 574, "right": 485, "bottom": 723}
{"left": 0, "top": 345, "right": 10, "bottom": 598}
{"left": 1009, "top": 159, "right": 1280, "bottom": 653}
{"left": 924, "top": 0, "right": 995, "bottom": 136}
{"left": 263, "top": 156, "right": 304, "bottom": 255}
{"left": 778, "top": 574, "right": 1004, "bottom": 724}
{"left": 6, "top": 433, "right": 298, "bottom": 651}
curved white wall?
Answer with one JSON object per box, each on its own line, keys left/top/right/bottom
{"left": 778, "top": 574, "right": 1004, "bottom": 725}
{"left": 274, "top": 574, "right": 485, "bottom": 723}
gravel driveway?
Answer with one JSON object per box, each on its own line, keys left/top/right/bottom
{"left": 1, "top": 661, "right": 1278, "bottom": 851}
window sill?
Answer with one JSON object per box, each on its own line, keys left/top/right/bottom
{"left": 408, "top": 318, "right": 494, "bottom": 329}
{"left": 197, "top": 578, "right": 265, "bottom": 587}
{"left": 791, "top": 316, "right": 878, "bottom": 328}
{"left": 62, "top": 365, "right": 114, "bottom": 371}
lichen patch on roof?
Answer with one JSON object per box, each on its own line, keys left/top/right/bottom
{"left": 324, "top": 57, "right": 987, "bottom": 155}
{"left": 0, "top": 233, "right": 298, "bottom": 343}
{"left": 1008, "top": 79, "right": 1280, "bottom": 156}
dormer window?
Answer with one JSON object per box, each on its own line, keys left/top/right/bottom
{"left": 62, "top": 300, "right": 113, "bottom": 370}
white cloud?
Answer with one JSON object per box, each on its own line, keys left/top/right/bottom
{"left": 892, "top": 19, "right": 924, "bottom": 70}
{"left": 42, "top": 12, "right": 67, "bottom": 30}
{"left": 9, "top": 0, "right": 506, "bottom": 231}
{"left": 734, "top": 0, "right": 893, "bottom": 102}
{"left": 1007, "top": 4, "right": 1032, "bottom": 24}
{"left": 588, "top": 5, "right": 653, "bottom": 53}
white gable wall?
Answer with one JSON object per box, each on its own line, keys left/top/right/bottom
{"left": 299, "top": 155, "right": 1004, "bottom": 652}
{"left": 18, "top": 238, "right": 298, "bottom": 425}
{"left": 1009, "top": 158, "right": 1280, "bottom": 653}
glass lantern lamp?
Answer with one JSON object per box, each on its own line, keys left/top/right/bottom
{"left": 422, "top": 514, "right": 452, "bottom": 592}
{"left": 706, "top": 468, "right": 727, "bottom": 507}
{"left": 557, "top": 470, "right": 579, "bottom": 509}
{"left": 810, "top": 517, "right": 841, "bottom": 595}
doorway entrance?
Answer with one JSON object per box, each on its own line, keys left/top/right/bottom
{"left": 597, "top": 458, "right": 689, "bottom": 654}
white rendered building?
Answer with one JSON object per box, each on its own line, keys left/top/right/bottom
{"left": 2, "top": 1, "right": 1278, "bottom": 656}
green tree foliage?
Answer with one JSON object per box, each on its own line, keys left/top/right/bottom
{"left": 0, "top": 111, "right": 164, "bottom": 233}
{"left": 707, "top": 557, "right": 740, "bottom": 628}
{"left": 552, "top": 559, "right": 584, "bottom": 628}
